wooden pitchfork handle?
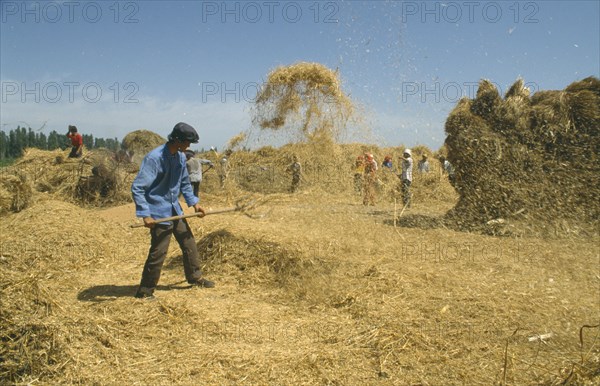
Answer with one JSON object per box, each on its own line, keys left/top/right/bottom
{"left": 129, "top": 207, "right": 237, "bottom": 228}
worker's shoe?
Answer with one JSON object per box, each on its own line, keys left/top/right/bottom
{"left": 135, "top": 287, "right": 156, "bottom": 300}
{"left": 134, "top": 292, "right": 156, "bottom": 301}
{"left": 189, "top": 278, "right": 215, "bottom": 288}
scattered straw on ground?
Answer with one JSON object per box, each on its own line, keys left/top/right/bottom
{"left": 1, "top": 190, "right": 598, "bottom": 385}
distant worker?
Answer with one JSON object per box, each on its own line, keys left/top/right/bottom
{"left": 353, "top": 155, "right": 365, "bottom": 194}
{"left": 400, "top": 149, "right": 413, "bottom": 207}
{"left": 417, "top": 154, "right": 430, "bottom": 173}
{"left": 185, "top": 150, "right": 214, "bottom": 198}
{"left": 363, "top": 153, "right": 378, "bottom": 206}
{"left": 286, "top": 155, "right": 302, "bottom": 193}
{"left": 382, "top": 155, "right": 393, "bottom": 170}
{"left": 66, "top": 125, "right": 83, "bottom": 158}
{"left": 114, "top": 149, "right": 134, "bottom": 164}
{"left": 439, "top": 156, "right": 456, "bottom": 185}
{"left": 218, "top": 149, "right": 232, "bottom": 188}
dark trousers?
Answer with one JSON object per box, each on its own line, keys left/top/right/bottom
{"left": 137, "top": 217, "right": 203, "bottom": 296}
{"left": 290, "top": 175, "right": 300, "bottom": 193}
{"left": 68, "top": 146, "right": 82, "bottom": 158}
{"left": 402, "top": 179, "right": 412, "bottom": 207}
{"left": 191, "top": 181, "right": 200, "bottom": 198}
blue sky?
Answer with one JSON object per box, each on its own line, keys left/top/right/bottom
{"left": 1, "top": 0, "right": 599, "bottom": 151}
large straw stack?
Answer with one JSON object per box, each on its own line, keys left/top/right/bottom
{"left": 444, "top": 77, "right": 600, "bottom": 234}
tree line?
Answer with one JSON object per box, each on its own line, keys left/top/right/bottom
{"left": 0, "top": 126, "right": 121, "bottom": 160}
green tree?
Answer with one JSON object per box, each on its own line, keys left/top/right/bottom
{"left": 15, "top": 126, "right": 26, "bottom": 156}
{"left": 105, "top": 137, "right": 120, "bottom": 151}
{"left": 37, "top": 132, "right": 47, "bottom": 149}
{"left": 94, "top": 137, "right": 106, "bottom": 149}
{"left": 82, "top": 134, "right": 94, "bottom": 149}
{"left": 28, "top": 127, "right": 36, "bottom": 148}
{"left": 47, "top": 130, "right": 61, "bottom": 150}
{"left": 0, "top": 130, "right": 8, "bottom": 160}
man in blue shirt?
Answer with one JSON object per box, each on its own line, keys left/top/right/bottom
{"left": 132, "top": 122, "right": 214, "bottom": 299}
{"left": 417, "top": 154, "right": 430, "bottom": 174}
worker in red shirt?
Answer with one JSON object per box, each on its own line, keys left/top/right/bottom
{"left": 66, "top": 125, "right": 83, "bottom": 158}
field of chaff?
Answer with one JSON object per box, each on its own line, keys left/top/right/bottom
{"left": 1, "top": 148, "right": 599, "bottom": 385}
{"left": 1, "top": 67, "right": 599, "bottom": 384}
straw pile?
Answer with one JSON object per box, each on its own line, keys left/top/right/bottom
{"left": 10, "top": 148, "right": 135, "bottom": 207}
{"left": 0, "top": 168, "right": 32, "bottom": 214}
{"left": 444, "top": 77, "right": 600, "bottom": 235}
{"left": 175, "top": 229, "right": 335, "bottom": 300}
{"left": 253, "top": 62, "right": 354, "bottom": 141}
{"left": 0, "top": 199, "right": 124, "bottom": 382}
{"left": 121, "top": 129, "right": 166, "bottom": 165}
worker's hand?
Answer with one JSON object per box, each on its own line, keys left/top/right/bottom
{"left": 193, "top": 204, "right": 206, "bottom": 217}
{"left": 143, "top": 216, "right": 156, "bottom": 229}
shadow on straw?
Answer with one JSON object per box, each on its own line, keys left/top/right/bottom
{"left": 77, "top": 282, "right": 191, "bottom": 302}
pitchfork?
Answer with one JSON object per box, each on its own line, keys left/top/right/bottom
{"left": 129, "top": 196, "right": 265, "bottom": 228}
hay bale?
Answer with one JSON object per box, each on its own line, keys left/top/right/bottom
{"left": 121, "top": 129, "right": 166, "bottom": 165}
{"left": 444, "top": 77, "right": 600, "bottom": 235}
{"left": 0, "top": 169, "right": 33, "bottom": 214}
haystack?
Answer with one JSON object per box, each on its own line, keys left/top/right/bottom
{"left": 444, "top": 76, "right": 600, "bottom": 234}
{"left": 191, "top": 229, "right": 331, "bottom": 294}
{"left": 0, "top": 169, "right": 32, "bottom": 214}
{"left": 121, "top": 129, "right": 166, "bottom": 165}
{"left": 11, "top": 148, "right": 133, "bottom": 207}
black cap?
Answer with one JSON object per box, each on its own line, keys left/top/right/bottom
{"left": 168, "top": 122, "right": 199, "bottom": 143}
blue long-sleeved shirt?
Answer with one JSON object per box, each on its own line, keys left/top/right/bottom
{"left": 131, "top": 144, "right": 199, "bottom": 221}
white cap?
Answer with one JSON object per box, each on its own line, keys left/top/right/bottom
{"left": 404, "top": 148, "right": 412, "bottom": 156}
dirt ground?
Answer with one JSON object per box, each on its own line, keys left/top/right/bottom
{"left": 1, "top": 184, "right": 598, "bottom": 385}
